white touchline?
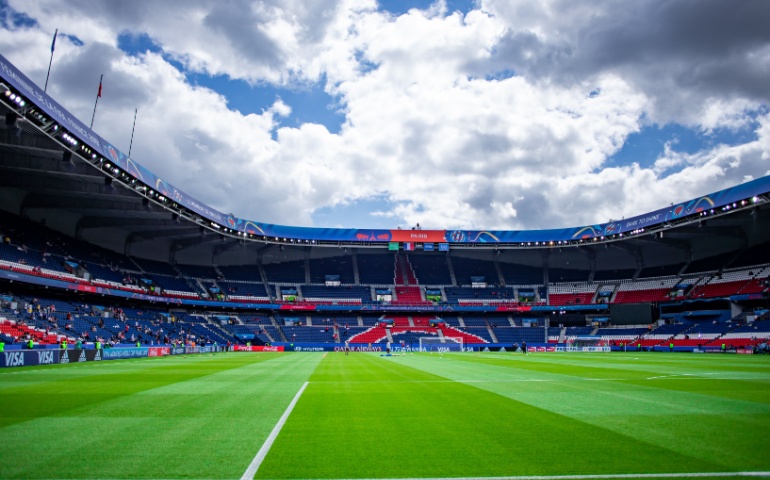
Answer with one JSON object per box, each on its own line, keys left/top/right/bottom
{"left": 344, "top": 472, "right": 770, "bottom": 480}
{"left": 241, "top": 381, "right": 309, "bottom": 480}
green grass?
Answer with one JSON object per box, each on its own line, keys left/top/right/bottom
{"left": 0, "top": 351, "right": 769, "bottom": 479}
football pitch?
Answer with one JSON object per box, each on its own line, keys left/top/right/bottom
{"left": 0, "top": 351, "right": 769, "bottom": 480}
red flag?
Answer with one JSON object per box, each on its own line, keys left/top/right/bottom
{"left": 97, "top": 80, "right": 102, "bottom": 98}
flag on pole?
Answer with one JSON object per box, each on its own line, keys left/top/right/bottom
{"left": 90, "top": 74, "right": 103, "bottom": 129}
{"left": 45, "top": 28, "right": 58, "bottom": 92}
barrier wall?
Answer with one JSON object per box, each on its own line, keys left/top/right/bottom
{"left": 0, "top": 345, "right": 227, "bottom": 368}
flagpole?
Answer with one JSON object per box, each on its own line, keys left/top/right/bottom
{"left": 44, "top": 28, "right": 58, "bottom": 92}
{"left": 90, "top": 73, "right": 102, "bottom": 129}
{"left": 128, "top": 108, "right": 137, "bottom": 157}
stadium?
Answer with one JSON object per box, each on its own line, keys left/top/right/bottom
{"left": 1, "top": 31, "right": 770, "bottom": 480}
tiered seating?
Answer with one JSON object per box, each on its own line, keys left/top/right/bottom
{"left": 441, "top": 316, "right": 462, "bottom": 327}
{"left": 133, "top": 258, "right": 178, "bottom": 277}
{"left": 360, "top": 316, "right": 381, "bottom": 326}
{"left": 395, "top": 253, "right": 418, "bottom": 286}
{"left": 411, "top": 315, "right": 432, "bottom": 327}
{"left": 391, "top": 329, "right": 435, "bottom": 347}
{"left": 281, "top": 325, "right": 337, "bottom": 343}
{"left": 498, "top": 262, "right": 542, "bottom": 286}
{"left": 463, "top": 326, "right": 494, "bottom": 343}
{"left": 462, "top": 316, "right": 488, "bottom": 327}
{"left": 597, "top": 326, "right": 649, "bottom": 344}
{"left": 564, "top": 326, "right": 594, "bottom": 343}
{"left": 688, "top": 268, "right": 768, "bottom": 299}
{"left": 390, "top": 326, "right": 436, "bottom": 337}
{"left": 262, "top": 260, "right": 305, "bottom": 283}
{"left": 388, "top": 316, "right": 411, "bottom": 327}
{"left": 302, "top": 285, "right": 370, "bottom": 304}
{"left": 548, "top": 282, "right": 597, "bottom": 306}
{"left": 349, "top": 326, "right": 388, "bottom": 344}
{"left": 638, "top": 323, "right": 689, "bottom": 346}
{"left": 308, "top": 255, "right": 355, "bottom": 284}
{"left": 322, "top": 315, "right": 359, "bottom": 328}
{"left": 147, "top": 275, "right": 199, "bottom": 298}
{"left": 450, "top": 256, "right": 499, "bottom": 286}
{"left": 394, "top": 286, "right": 426, "bottom": 304}
{"left": 720, "top": 321, "right": 770, "bottom": 347}
{"left": 356, "top": 253, "right": 395, "bottom": 284}
{"left": 257, "top": 325, "right": 282, "bottom": 343}
{"left": 737, "top": 277, "right": 769, "bottom": 295}
{"left": 219, "top": 281, "right": 270, "bottom": 301}
{"left": 444, "top": 287, "right": 515, "bottom": 304}
{"left": 547, "top": 326, "right": 562, "bottom": 343}
{"left": 242, "top": 314, "right": 272, "bottom": 324}
{"left": 181, "top": 321, "right": 231, "bottom": 345}
{"left": 0, "top": 318, "right": 61, "bottom": 344}
{"left": 595, "top": 284, "right": 615, "bottom": 303}
{"left": 656, "top": 322, "right": 737, "bottom": 347}
{"left": 218, "top": 265, "right": 260, "bottom": 282}
{"left": 341, "top": 326, "right": 367, "bottom": 341}
{"left": 494, "top": 327, "right": 545, "bottom": 345}
{"left": 408, "top": 254, "right": 452, "bottom": 285}
{"left": 175, "top": 264, "right": 219, "bottom": 279}
{"left": 82, "top": 261, "right": 125, "bottom": 283}
{"left": 439, "top": 326, "right": 487, "bottom": 344}
{"left": 613, "top": 278, "right": 679, "bottom": 304}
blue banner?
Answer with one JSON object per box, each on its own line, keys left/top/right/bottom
{"left": 0, "top": 350, "right": 60, "bottom": 368}
{"left": 101, "top": 347, "right": 148, "bottom": 359}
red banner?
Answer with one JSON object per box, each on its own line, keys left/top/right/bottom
{"left": 278, "top": 304, "right": 316, "bottom": 311}
{"left": 388, "top": 230, "right": 447, "bottom": 243}
{"left": 234, "top": 345, "right": 285, "bottom": 352}
{"left": 148, "top": 347, "right": 171, "bottom": 357}
{"left": 495, "top": 305, "right": 533, "bottom": 312}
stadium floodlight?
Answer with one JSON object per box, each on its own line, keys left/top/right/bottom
{"left": 419, "top": 336, "right": 464, "bottom": 353}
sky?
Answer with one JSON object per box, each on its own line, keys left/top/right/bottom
{"left": 1, "top": 0, "right": 769, "bottom": 231}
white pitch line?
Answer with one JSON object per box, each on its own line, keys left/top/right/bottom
{"left": 240, "top": 381, "right": 309, "bottom": 480}
{"left": 345, "top": 472, "right": 770, "bottom": 480}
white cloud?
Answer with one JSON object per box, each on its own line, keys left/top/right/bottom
{"left": 1, "top": 0, "right": 768, "bottom": 231}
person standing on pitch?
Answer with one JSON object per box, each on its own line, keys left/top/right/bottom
{"left": 521, "top": 340, "right": 527, "bottom": 354}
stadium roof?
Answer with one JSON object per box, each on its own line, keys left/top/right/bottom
{"left": 2, "top": 53, "right": 770, "bottom": 268}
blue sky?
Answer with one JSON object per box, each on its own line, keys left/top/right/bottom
{"left": 1, "top": 0, "right": 769, "bottom": 231}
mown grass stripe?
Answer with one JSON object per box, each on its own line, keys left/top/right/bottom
{"left": 344, "top": 473, "right": 770, "bottom": 479}
{"left": 241, "top": 381, "right": 309, "bottom": 480}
